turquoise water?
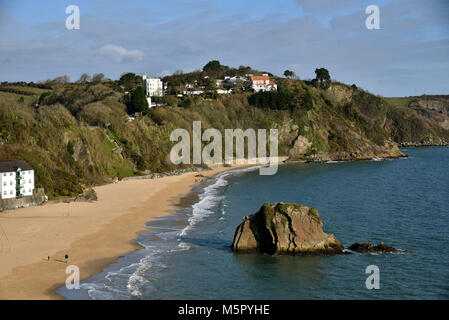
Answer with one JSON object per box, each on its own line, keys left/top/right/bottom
{"left": 59, "top": 147, "right": 449, "bottom": 300}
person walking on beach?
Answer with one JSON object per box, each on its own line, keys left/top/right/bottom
{"left": 64, "top": 254, "right": 69, "bottom": 263}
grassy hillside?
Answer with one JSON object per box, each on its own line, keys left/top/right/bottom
{"left": 0, "top": 79, "right": 448, "bottom": 199}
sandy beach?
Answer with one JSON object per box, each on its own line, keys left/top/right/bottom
{"left": 0, "top": 162, "right": 269, "bottom": 300}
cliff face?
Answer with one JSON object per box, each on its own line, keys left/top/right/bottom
{"left": 232, "top": 203, "right": 344, "bottom": 255}
{"left": 277, "top": 83, "right": 408, "bottom": 161}
{"left": 409, "top": 96, "right": 449, "bottom": 130}
{"left": 385, "top": 95, "right": 449, "bottom": 146}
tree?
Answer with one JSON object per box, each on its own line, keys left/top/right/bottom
{"left": 284, "top": 70, "right": 296, "bottom": 79}
{"left": 77, "top": 73, "right": 91, "bottom": 83}
{"left": 204, "top": 78, "right": 217, "bottom": 98}
{"left": 127, "top": 86, "right": 148, "bottom": 113}
{"left": 204, "top": 77, "right": 216, "bottom": 92}
{"left": 203, "top": 60, "right": 222, "bottom": 72}
{"left": 119, "top": 72, "right": 141, "bottom": 91}
{"left": 92, "top": 73, "right": 105, "bottom": 83}
{"left": 238, "top": 65, "right": 252, "bottom": 75}
{"left": 314, "top": 68, "right": 331, "bottom": 89}
{"left": 53, "top": 75, "right": 70, "bottom": 84}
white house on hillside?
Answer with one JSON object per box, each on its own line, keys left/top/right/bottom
{"left": 142, "top": 73, "right": 163, "bottom": 108}
{"left": 225, "top": 75, "right": 247, "bottom": 85}
{"left": 142, "top": 73, "right": 164, "bottom": 97}
{"left": 0, "top": 160, "right": 35, "bottom": 199}
{"left": 249, "top": 74, "right": 277, "bottom": 92}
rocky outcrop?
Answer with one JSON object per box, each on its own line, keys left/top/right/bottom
{"left": 288, "top": 135, "right": 312, "bottom": 158}
{"left": 409, "top": 96, "right": 449, "bottom": 130}
{"left": 348, "top": 242, "right": 401, "bottom": 253}
{"left": 74, "top": 188, "right": 98, "bottom": 202}
{"left": 231, "top": 203, "right": 344, "bottom": 255}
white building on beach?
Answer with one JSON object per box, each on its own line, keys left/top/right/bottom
{"left": 0, "top": 160, "right": 35, "bottom": 199}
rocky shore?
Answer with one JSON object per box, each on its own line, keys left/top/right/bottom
{"left": 399, "top": 141, "right": 449, "bottom": 147}
{"left": 348, "top": 242, "right": 404, "bottom": 253}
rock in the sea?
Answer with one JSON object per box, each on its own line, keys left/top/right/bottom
{"left": 348, "top": 242, "right": 399, "bottom": 253}
{"left": 231, "top": 202, "right": 344, "bottom": 255}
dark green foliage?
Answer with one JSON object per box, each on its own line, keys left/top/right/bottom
{"left": 302, "top": 88, "right": 314, "bottom": 110}
{"left": 126, "top": 86, "right": 149, "bottom": 113}
{"left": 38, "top": 91, "right": 52, "bottom": 104}
{"left": 119, "top": 72, "right": 142, "bottom": 91}
{"left": 203, "top": 60, "right": 222, "bottom": 72}
{"left": 314, "top": 68, "right": 331, "bottom": 89}
{"left": 283, "top": 70, "right": 296, "bottom": 79}
{"left": 67, "top": 141, "right": 75, "bottom": 155}
{"left": 248, "top": 90, "right": 295, "bottom": 111}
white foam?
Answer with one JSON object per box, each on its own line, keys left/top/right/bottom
{"left": 178, "top": 166, "right": 260, "bottom": 236}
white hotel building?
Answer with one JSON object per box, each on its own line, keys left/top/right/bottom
{"left": 0, "top": 160, "right": 35, "bottom": 199}
{"left": 142, "top": 73, "right": 163, "bottom": 107}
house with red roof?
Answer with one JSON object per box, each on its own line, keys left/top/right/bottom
{"left": 248, "top": 74, "right": 277, "bottom": 92}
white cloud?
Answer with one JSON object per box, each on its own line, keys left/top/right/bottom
{"left": 99, "top": 44, "right": 144, "bottom": 63}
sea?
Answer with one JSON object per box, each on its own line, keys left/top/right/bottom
{"left": 58, "top": 147, "right": 449, "bottom": 300}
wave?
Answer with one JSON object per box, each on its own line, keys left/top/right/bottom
{"left": 178, "top": 165, "right": 260, "bottom": 236}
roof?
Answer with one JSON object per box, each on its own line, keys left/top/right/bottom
{"left": 251, "top": 75, "right": 270, "bottom": 81}
{"left": 0, "top": 160, "right": 33, "bottom": 173}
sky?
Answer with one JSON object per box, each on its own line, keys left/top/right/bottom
{"left": 0, "top": 0, "right": 448, "bottom": 97}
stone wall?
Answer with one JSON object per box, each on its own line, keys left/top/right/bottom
{"left": 0, "top": 188, "right": 48, "bottom": 212}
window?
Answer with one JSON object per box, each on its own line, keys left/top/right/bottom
{"left": 10, "top": 173, "right": 13, "bottom": 176}
{"left": 3, "top": 191, "right": 6, "bottom": 195}
{"left": 29, "top": 179, "right": 31, "bottom": 183}
{"left": 10, "top": 190, "right": 13, "bottom": 195}
{"left": 2, "top": 173, "right": 5, "bottom": 177}
{"left": 3, "top": 182, "right": 5, "bottom": 186}
{"left": 10, "top": 181, "right": 13, "bottom": 186}
{"left": 29, "top": 189, "right": 31, "bottom": 193}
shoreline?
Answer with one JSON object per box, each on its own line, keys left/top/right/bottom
{"left": 0, "top": 161, "right": 278, "bottom": 300}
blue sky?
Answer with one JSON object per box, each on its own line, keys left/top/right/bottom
{"left": 0, "top": 0, "right": 448, "bottom": 96}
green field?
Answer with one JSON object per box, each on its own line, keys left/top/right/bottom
{"left": 384, "top": 96, "right": 418, "bottom": 109}
{"left": 0, "top": 91, "right": 35, "bottom": 104}
{"left": 0, "top": 85, "right": 52, "bottom": 105}
{"left": 3, "top": 85, "right": 51, "bottom": 94}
